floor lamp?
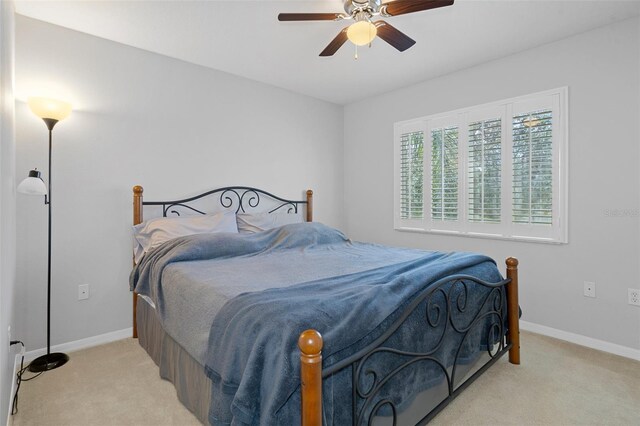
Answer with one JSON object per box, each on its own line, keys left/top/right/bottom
{"left": 17, "top": 97, "right": 72, "bottom": 372}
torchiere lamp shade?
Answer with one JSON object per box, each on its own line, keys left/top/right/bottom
{"left": 17, "top": 169, "right": 48, "bottom": 196}
{"left": 27, "top": 97, "right": 72, "bottom": 121}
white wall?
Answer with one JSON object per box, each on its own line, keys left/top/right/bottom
{"left": 344, "top": 18, "right": 640, "bottom": 350}
{"left": 0, "top": 0, "right": 17, "bottom": 423}
{"left": 15, "top": 16, "right": 344, "bottom": 351}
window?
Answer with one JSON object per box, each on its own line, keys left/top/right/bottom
{"left": 394, "top": 88, "right": 568, "bottom": 243}
{"left": 512, "top": 109, "right": 553, "bottom": 225}
{"left": 399, "top": 130, "right": 424, "bottom": 220}
{"left": 431, "top": 126, "right": 458, "bottom": 221}
{"left": 467, "top": 118, "right": 501, "bottom": 224}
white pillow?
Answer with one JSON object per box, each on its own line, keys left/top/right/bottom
{"left": 133, "top": 211, "right": 238, "bottom": 263}
{"left": 236, "top": 211, "right": 303, "bottom": 234}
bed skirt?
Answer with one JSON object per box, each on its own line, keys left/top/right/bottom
{"left": 137, "top": 294, "right": 496, "bottom": 425}
{"left": 137, "top": 295, "right": 211, "bottom": 424}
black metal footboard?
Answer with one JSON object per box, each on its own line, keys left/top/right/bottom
{"left": 320, "top": 273, "right": 513, "bottom": 426}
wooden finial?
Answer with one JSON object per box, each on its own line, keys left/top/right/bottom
{"left": 299, "top": 329, "right": 322, "bottom": 356}
{"left": 506, "top": 257, "right": 519, "bottom": 268}
{"left": 133, "top": 185, "right": 143, "bottom": 194}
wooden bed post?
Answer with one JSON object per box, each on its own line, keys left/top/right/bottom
{"left": 306, "top": 190, "right": 313, "bottom": 222}
{"left": 132, "top": 185, "right": 144, "bottom": 338}
{"left": 299, "top": 329, "right": 322, "bottom": 426}
{"left": 505, "top": 257, "right": 520, "bottom": 365}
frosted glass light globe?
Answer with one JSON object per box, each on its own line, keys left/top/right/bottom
{"left": 17, "top": 170, "right": 47, "bottom": 196}
{"left": 347, "top": 21, "right": 377, "bottom": 46}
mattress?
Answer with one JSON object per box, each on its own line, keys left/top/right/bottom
{"left": 135, "top": 224, "right": 429, "bottom": 366}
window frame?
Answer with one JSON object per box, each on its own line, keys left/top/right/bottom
{"left": 393, "top": 87, "right": 568, "bottom": 244}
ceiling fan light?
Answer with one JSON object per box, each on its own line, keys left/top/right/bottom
{"left": 347, "top": 21, "right": 377, "bottom": 46}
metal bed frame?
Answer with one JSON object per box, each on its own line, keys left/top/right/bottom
{"left": 131, "top": 185, "right": 520, "bottom": 425}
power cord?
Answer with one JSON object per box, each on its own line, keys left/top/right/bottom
{"left": 9, "top": 340, "right": 43, "bottom": 415}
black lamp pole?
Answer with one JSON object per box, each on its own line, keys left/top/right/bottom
{"left": 28, "top": 117, "right": 70, "bottom": 373}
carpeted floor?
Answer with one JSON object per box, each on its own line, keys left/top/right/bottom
{"left": 9, "top": 331, "right": 640, "bottom": 426}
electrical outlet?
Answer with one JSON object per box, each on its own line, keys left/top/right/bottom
{"left": 78, "top": 284, "right": 89, "bottom": 300}
{"left": 583, "top": 281, "right": 596, "bottom": 298}
{"left": 629, "top": 288, "right": 640, "bottom": 306}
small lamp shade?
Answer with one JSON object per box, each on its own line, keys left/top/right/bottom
{"left": 17, "top": 169, "right": 48, "bottom": 196}
{"left": 27, "top": 97, "right": 72, "bottom": 122}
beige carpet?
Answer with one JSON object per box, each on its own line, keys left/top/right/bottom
{"left": 9, "top": 331, "right": 640, "bottom": 426}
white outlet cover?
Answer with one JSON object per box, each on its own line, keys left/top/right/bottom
{"left": 78, "top": 284, "right": 89, "bottom": 300}
{"left": 628, "top": 288, "right": 640, "bottom": 306}
{"left": 583, "top": 281, "right": 596, "bottom": 298}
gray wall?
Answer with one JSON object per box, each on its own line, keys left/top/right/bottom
{"left": 344, "top": 18, "right": 640, "bottom": 350}
{"left": 0, "top": 0, "right": 16, "bottom": 423}
{"left": 11, "top": 13, "right": 640, "bottom": 361}
{"left": 14, "top": 16, "right": 345, "bottom": 351}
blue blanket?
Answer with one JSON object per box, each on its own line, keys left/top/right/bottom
{"left": 200, "top": 224, "right": 500, "bottom": 425}
{"left": 130, "top": 223, "right": 503, "bottom": 425}
{"left": 131, "top": 223, "right": 430, "bottom": 364}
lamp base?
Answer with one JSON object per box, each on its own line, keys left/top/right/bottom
{"left": 28, "top": 352, "right": 69, "bottom": 372}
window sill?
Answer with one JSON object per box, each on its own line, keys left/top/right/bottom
{"left": 394, "top": 226, "right": 567, "bottom": 245}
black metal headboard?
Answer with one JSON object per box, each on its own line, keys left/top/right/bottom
{"left": 134, "top": 186, "right": 313, "bottom": 221}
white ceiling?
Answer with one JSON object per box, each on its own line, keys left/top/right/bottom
{"left": 15, "top": 0, "right": 640, "bottom": 105}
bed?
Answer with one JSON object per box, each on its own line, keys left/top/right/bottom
{"left": 129, "top": 185, "right": 520, "bottom": 426}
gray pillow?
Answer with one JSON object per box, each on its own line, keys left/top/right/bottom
{"left": 133, "top": 211, "right": 238, "bottom": 263}
{"left": 236, "top": 211, "right": 303, "bottom": 234}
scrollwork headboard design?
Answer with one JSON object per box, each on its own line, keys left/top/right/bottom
{"left": 132, "top": 185, "right": 313, "bottom": 226}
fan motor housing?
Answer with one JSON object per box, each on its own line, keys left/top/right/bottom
{"left": 344, "top": 0, "right": 381, "bottom": 16}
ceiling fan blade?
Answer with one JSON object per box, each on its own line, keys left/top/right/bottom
{"left": 319, "top": 27, "right": 349, "bottom": 57}
{"left": 382, "top": 0, "right": 454, "bottom": 17}
{"left": 374, "top": 21, "right": 416, "bottom": 52}
{"left": 278, "top": 13, "right": 342, "bottom": 21}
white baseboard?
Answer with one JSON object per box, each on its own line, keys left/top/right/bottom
{"left": 520, "top": 320, "right": 640, "bottom": 361}
{"left": 24, "top": 327, "right": 133, "bottom": 363}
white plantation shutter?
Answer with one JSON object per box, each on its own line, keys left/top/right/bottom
{"left": 431, "top": 127, "right": 458, "bottom": 221}
{"left": 512, "top": 110, "right": 553, "bottom": 225}
{"left": 399, "top": 131, "right": 424, "bottom": 220}
{"left": 394, "top": 87, "right": 567, "bottom": 243}
{"left": 468, "top": 118, "right": 502, "bottom": 223}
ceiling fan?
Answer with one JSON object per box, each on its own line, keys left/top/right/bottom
{"left": 278, "top": 0, "right": 454, "bottom": 57}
